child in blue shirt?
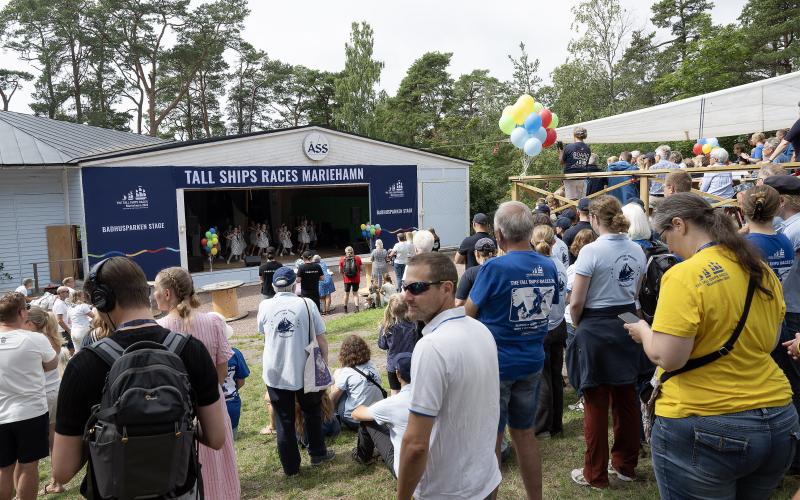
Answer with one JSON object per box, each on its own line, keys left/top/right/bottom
{"left": 222, "top": 347, "right": 250, "bottom": 439}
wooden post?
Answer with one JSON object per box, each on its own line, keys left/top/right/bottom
{"left": 511, "top": 182, "right": 518, "bottom": 201}
{"left": 640, "top": 175, "right": 650, "bottom": 214}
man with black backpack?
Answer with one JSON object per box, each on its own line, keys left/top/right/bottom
{"left": 52, "top": 256, "right": 227, "bottom": 499}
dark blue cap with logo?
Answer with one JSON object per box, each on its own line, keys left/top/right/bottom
{"left": 273, "top": 267, "right": 296, "bottom": 287}
{"left": 394, "top": 352, "right": 412, "bottom": 383}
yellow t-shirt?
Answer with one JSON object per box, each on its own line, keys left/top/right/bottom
{"left": 652, "top": 245, "right": 791, "bottom": 418}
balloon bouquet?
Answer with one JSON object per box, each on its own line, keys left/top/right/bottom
{"left": 200, "top": 227, "right": 220, "bottom": 271}
{"left": 359, "top": 222, "right": 382, "bottom": 251}
{"left": 499, "top": 94, "right": 559, "bottom": 174}
{"left": 692, "top": 137, "right": 720, "bottom": 156}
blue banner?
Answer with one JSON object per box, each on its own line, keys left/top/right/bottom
{"left": 82, "top": 167, "right": 181, "bottom": 279}
{"left": 82, "top": 165, "right": 417, "bottom": 277}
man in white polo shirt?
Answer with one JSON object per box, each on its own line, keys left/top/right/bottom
{"left": 0, "top": 292, "right": 58, "bottom": 500}
{"left": 396, "top": 252, "right": 501, "bottom": 500}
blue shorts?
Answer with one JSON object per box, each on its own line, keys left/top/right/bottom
{"left": 498, "top": 371, "right": 542, "bottom": 433}
{"left": 226, "top": 398, "right": 242, "bottom": 430}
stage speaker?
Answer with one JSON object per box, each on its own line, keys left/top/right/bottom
{"left": 244, "top": 256, "right": 261, "bottom": 267}
{"left": 187, "top": 256, "right": 204, "bottom": 273}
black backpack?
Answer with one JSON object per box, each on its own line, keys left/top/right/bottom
{"left": 343, "top": 256, "right": 358, "bottom": 278}
{"left": 84, "top": 332, "right": 200, "bottom": 500}
{"left": 639, "top": 242, "right": 679, "bottom": 324}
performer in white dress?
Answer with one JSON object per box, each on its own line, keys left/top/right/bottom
{"left": 227, "top": 226, "right": 246, "bottom": 263}
{"left": 279, "top": 225, "right": 294, "bottom": 255}
{"left": 257, "top": 224, "right": 270, "bottom": 256}
{"left": 308, "top": 220, "right": 317, "bottom": 250}
{"left": 297, "top": 221, "right": 310, "bottom": 253}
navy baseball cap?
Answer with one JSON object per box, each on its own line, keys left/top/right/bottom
{"left": 555, "top": 217, "right": 572, "bottom": 231}
{"left": 765, "top": 175, "right": 800, "bottom": 195}
{"left": 272, "top": 267, "right": 296, "bottom": 287}
{"left": 578, "top": 198, "right": 591, "bottom": 211}
{"left": 472, "top": 213, "right": 489, "bottom": 225}
{"left": 561, "top": 208, "right": 577, "bottom": 221}
{"left": 534, "top": 203, "right": 551, "bottom": 214}
{"left": 474, "top": 237, "right": 496, "bottom": 252}
{"left": 395, "top": 352, "right": 412, "bottom": 383}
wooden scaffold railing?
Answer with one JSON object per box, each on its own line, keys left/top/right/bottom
{"left": 509, "top": 162, "right": 800, "bottom": 214}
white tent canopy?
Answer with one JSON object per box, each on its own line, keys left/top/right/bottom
{"left": 555, "top": 71, "right": 800, "bottom": 144}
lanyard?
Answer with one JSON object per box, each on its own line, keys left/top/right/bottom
{"left": 696, "top": 241, "right": 718, "bottom": 253}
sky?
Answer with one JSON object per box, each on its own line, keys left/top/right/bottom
{"left": 0, "top": 0, "right": 748, "bottom": 115}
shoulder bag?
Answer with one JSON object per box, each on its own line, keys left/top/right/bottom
{"left": 351, "top": 365, "right": 388, "bottom": 399}
{"left": 302, "top": 298, "right": 333, "bottom": 393}
{"left": 641, "top": 276, "right": 756, "bottom": 442}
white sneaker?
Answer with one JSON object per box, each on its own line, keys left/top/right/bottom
{"left": 607, "top": 460, "right": 634, "bottom": 482}
{"left": 571, "top": 469, "right": 591, "bottom": 487}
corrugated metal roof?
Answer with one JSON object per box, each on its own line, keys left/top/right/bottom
{"left": 0, "top": 111, "right": 167, "bottom": 165}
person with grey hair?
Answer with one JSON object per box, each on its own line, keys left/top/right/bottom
{"left": 412, "top": 230, "right": 435, "bottom": 254}
{"left": 465, "top": 200, "right": 560, "bottom": 499}
{"left": 700, "top": 147, "right": 734, "bottom": 199}
{"left": 762, "top": 137, "right": 781, "bottom": 163}
{"left": 257, "top": 267, "right": 334, "bottom": 474}
{"left": 649, "top": 145, "right": 681, "bottom": 197}
{"left": 14, "top": 278, "right": 34, "bottom": 301}
{"left": 560, "top": 127, "right": 592, "bottom": 200}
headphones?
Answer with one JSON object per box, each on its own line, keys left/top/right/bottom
{"left": 87, "top": 258, "right": 116, "bottom": 313}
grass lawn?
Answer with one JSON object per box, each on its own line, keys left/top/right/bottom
{"left": 38, "top": 308, "right": 800, "bottom": 498}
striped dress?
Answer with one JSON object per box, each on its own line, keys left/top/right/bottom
{"left": 158, "top": 312, "right": 240, "bottom": 500}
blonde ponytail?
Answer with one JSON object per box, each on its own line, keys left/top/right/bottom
{"left": 156, "top": 267, "right": 200, "bottom": 321}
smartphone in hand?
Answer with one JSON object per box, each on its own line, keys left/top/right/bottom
{"left": 556, "top": 140, "right": 564, "bottom": 150}
{"left": 618, "top": 312, "right": 641, "bottom": 324}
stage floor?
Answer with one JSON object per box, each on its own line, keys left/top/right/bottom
{"left": 197, "top": 246, "right": 352, "bottom": 272}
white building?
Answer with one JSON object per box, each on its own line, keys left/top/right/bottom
{"left": 0, "top": 112, "right": 471, "bottom": 291}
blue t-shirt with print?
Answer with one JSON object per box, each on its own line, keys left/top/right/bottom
{"left": 223, "top": 347, "right": 250, "bottom": 403}
{"left": 747, "top": 233, "right": 795, "bottom": 283}
{"left": 469, "top": 251, "right": 560, "bottom": 380}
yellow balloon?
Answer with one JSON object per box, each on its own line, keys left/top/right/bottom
{"left": 516, "top": 94, "right": 535, "bottom": 116}
{"left": 211, "top": 247, "right": 218, "bottom": 255}
{"left": 511, "top": 105, "right": 527, "bottom": 125}
{"left": 702, "top": 143, "right": 712, "bottom": 154}
{"left": 360, "top": 224, "right": 366, "bottom": 230}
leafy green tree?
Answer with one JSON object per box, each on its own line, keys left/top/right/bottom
{"left": 0, "top": 69, "right": 34, "bottom": 110}
{"left": 506, "top": 42, "right": 542, "bottom": 98}
{"left": 333, "top": 21, "right": 383, "bottom": 135}
{"left": 227, "top": 41, "right": 268, "bottom": 134}
{"left": 651, "top": 0, "right": 714, "bottom": 66}
{"left": 739, "top": 0, "right": 800, "bottom": 76}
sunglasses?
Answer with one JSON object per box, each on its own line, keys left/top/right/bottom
{"left": 401, "top": 280, "right": 446, "bottom": 295}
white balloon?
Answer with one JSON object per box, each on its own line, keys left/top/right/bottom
{"left": 510, "top": 127, "right": 530, "bottom": 149}
{"left": 524, "top": 137, "right": 543, "bottom": 156}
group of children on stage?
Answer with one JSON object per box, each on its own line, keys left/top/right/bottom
{"left": 216, "top": 219, "right": 318, "bottom": 263}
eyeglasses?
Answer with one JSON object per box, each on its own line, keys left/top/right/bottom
{"left": 658, "top": 226, "right": 671, "bottom": 242}
{"left": 401, "top": 280, "right": 446, "bottom": 295}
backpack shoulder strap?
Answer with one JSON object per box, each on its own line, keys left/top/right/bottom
{"left": 86, "top": 338, "right": 125, "bottom": 367}
{"left": 351, "top": 365, "right": 388, "bottom": 399}
{"left": 163, "top": 330, "right": 190, "bottom": 356}
{"left": 661, "top": 276, "right": 757, "bottom": 383}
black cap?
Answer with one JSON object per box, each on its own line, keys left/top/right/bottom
{"left": 472, "top": 213, "right": 489, "bottom": 225}
{"left": 395, "top": 353, "right": 412, "bottom": 383}
{"left": 561, "top": 208, "right": 577, "bottom": 221}
{"left": 555, "top": 217, "right": 572, "bottom": 231}
{"left": 534, "top": 203, "right": 551, "bottom": 214}
{"left": 578, "top": 198, "right": 591, "bottom": 211}
{"left": 301, "top": 250, "right": 313, "bottom": 260}
{"left": 764, "top": 175, "right": 800, "bottom": 195}
{"left": 474, "top": 237, "right": 497, "bottom": 252}
{"left": 626, "top": 197, "right": 645, "bottom": 208}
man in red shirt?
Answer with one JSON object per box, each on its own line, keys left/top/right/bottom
{"left": 339, "top": 246, "right": 362, "bottom": 313}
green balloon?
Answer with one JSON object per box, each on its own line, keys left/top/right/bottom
{"left": 549, "top": 112, "right": 559, "bottom": 129}
{"left": 533, "top": 102, "right": 544, "bottom": 113}
{"left": 499, "top": 114, "right": 516, "bottom": 135}
{"left": 205, "top": 231, "right": 212, "bottom": 239}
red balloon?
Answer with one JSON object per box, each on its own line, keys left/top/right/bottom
{"left": 201, "top": 238, "right": 208, "bottom": 246}
{"left": 543, "top": 128, "right": 558, "bottom": 148}
{"left": 692, "top": 143, "right": 703, "bottom": 155}
{"left": 539, "top": 109, "right": 553, "bottom": 128}
{"left": 375, "top": 229, "right": 382, "bottom": 236}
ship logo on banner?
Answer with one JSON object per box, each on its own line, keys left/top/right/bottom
{"left": 117, "top": 186, "right": 149, "bottom": 210}
{"left": 386, "top": 180, "right": 405, "bottom": 199}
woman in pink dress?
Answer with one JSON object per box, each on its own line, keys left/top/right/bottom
{"left": 153, "top": 267, "right": 241, "bottom": 500}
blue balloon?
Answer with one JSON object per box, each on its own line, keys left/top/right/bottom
{"left": 698, "top": 138, "right": 707, "bottom": 145}
{"left": 510, "top": 127, "right": 529, "bottom": 149}
{"left": 210, "top": 227, "right": 216, "bottom": 234}
{"left": 523, "top": 137, "right": 543, "bottom": 157}
{"left": 707, "top": 137, "right": 719, "bottom": 147}
{"left": 531, "top": 126, "right": 547, "bottom": 144}
{"left": 523, "top": 112, "right": 542, "bottom": 134}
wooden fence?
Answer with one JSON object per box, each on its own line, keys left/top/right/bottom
{"left": 509, "top": 162, "right": 800, "bottom": 213}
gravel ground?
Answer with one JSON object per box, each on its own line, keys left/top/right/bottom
{"left": 195, "top": 250, "right": 463, "bottom": 336}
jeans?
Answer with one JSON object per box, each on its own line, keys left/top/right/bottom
{"left": 498, "top": 371, "right": 542, "bottom": 433}
{"left": 773, "top": 311, "right": 800, "bottom": 470}
{"left": 355, "top": 421, "right": 396, "bottom": 477}
{"left": 394, "top": 263, "right": 406, "bottom": 292}
{"left": 535, "top": 322, "right": 566, "bottom": 435}
{"left": 582, "top": 384, "right": 639, "bottom": 487}
{"left": 651, "top": 404, "right": 800, "bottom": 500}
{"left": 267, "top": 386, "right": 327, "bottom": 476}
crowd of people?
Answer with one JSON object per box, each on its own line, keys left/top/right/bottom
{"left": 2, "top": 114, "right": 800, "bottom": 500}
